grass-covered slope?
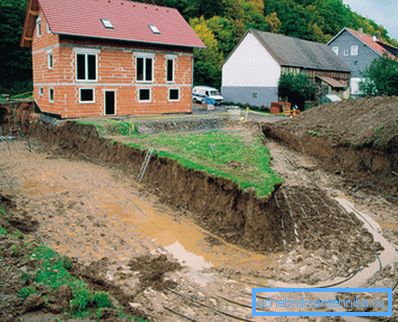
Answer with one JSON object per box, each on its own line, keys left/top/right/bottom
{"left": 77, "top": 120, "right": 283, "bottom": 198}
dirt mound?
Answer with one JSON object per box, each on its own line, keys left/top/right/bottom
{"left": 263, "top": 97, "right": 398, "bottom": 197}
{"left": 272, "top": 96, "right": 398, "bottom": 150}
{"left": 128, "top": 255, "right": 181, "bottom": 291}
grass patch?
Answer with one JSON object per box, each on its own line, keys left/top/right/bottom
{"left": 73, "top": 119, "right": 283, "bottom": 198}
{"left": 130, "top": 130, "right": 282, "bottom": 198}
{"left": 0, "top": 226, "right": 7, "bottom": 235}
{"left": 29, "top": 244, "right": 127, "bottom": 319}
{"left": 0, "top": 205, "right": 6, "bottom": 217}
{"left": 18, "top": 286, "right": 38, "bottom": 299}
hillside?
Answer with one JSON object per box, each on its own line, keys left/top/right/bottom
{"left": 0, "top": 0, "right": 397, "bottom": 93}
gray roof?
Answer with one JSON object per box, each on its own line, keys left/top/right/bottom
{"left": 251, "top": 29, "right": 350, "bottom": 72}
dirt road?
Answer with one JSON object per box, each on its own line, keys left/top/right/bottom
{"left": 0, "top": 139, "right": 397, "bottom": 321}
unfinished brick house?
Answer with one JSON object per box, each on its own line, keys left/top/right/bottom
{"left": 21, "top": 0, "right": 205, "bottom": 118}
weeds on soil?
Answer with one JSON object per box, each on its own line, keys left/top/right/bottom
{"left": 0, "top": 199, "right": 143, "bottom": 321}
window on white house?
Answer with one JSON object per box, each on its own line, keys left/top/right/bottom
{"left": 101, "top": 19, "right": 114, "bottom": 29}
{"left": 76, "top": 53, "right": 97, "bottom": 81}
{"left": 49, "top": 88, "right": 54, "bottom": 102}
{"left": 343, "top": 50, "right": 349, "bottom": 56}
{"left": 166, "top": 58, "right": 175, "bottom": 83}
{"left": 332, "top": 46, "right": 339, "bottom": 55}
{"left": 79, "top": 89, "right": 95, "bottom": 103}
{"left": 136, "top": 56, "right": 153, "bottom": 82}
{"left": 36, "top": 17, "right": 42, "bottom": 37}
{"left": 351, "top": 45, "right": 359, "bottom": 56}
{"left": 168, "top": 89, "right": 180, "bottom": 101}
{"left": 48, "top": 51, "right": 53, "bottom": 69}
{"left": 39, "top": 87, "right": 43, "bottom": 96}
{"left": 139, "top": 89, "right": 151, "bottom": 102}
{"left": 148, "top": 24, "right": 160, "bottom": 34}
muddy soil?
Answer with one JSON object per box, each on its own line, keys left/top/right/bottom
{"left": 1, "top": 139, "right": 395, "bottom": 321}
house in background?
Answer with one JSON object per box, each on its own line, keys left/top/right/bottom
{"left": 222, "top": 30, "right": 351, "bottom": 108}
{"left": 21, "top": 0, "right": 204, "bottom": 119}
{"left": 327, "top": 28, "right": 397, "bottom": 96}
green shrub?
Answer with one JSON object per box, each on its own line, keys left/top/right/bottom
{"left": 70, "top": 287, "right": 91, "bottom": 314}
{"left": 359, "top": 55, "right": 398, "bottom": 96}
{"left": 0, "top": 226, "right": 6, "bottom": 236}
{"left": 92, "top": 291, "right": 113, "bottom": 309}
{"left": 279, "top": 73, "right": 317, "bottom": 110}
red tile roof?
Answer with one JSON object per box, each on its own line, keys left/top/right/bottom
{"left": 37, "top": 0, "right": 205, "bottom": 48}
{"left": 346, "top": 28, "right": 395, "bottom": 59}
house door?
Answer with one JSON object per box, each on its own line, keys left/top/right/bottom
{"left": 104, "top": 91, "right": 116, "bottom": 115}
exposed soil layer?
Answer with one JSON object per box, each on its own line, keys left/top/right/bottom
{"left": 30, "top": 119, "right": 288, "bottom": 252}
{"left": 263, "top": 97, "right": 398, "bottom": 198}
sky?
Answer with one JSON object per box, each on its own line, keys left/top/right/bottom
{"left": 343, "top": 0, "right": 398, "bottom": 39}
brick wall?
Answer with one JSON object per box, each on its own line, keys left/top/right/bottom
{"left": 32, "top": 9, "right": 194, "bottom": 118}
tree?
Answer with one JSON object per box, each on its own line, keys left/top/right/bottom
{"left": 265, "top": 12, "right": 281, "bottom": 33}
{"left": 190, "top": 17, "right": 224, "bottom": 88}
{"left": 278, "top": 73, "right": 317, "bottom": 109}
{"left": 207, "top": 16, "right": 237, "bottom": 58}
{"left": 0, "top": 0, "right": 32, "bottom": 94}
{"left": 359, "top": 56, "right": 398, "bottom": 97}
{"left": 240, "top": 0, "right": 268, "bottom": 31}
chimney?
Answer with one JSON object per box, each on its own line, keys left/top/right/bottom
{"left": 358, "top": 28, "right": 363, "bottom": 33}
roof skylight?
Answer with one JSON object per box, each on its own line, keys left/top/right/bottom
{"left": 101, "top": 19, "right": 114, "bottom": 29}
{"left": 148, "top": 24, "right": 160, "bottom": 34}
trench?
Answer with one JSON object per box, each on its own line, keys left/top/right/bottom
{"left": 2, "top": 103, "right": 397, "bottom": 320}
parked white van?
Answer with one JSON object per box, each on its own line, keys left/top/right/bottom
{"left": 192, "top": 86, "right": 224, "bottom": 105}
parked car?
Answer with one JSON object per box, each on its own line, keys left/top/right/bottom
{"left": 193, "top": 86, "right": 224, "bottom": 105}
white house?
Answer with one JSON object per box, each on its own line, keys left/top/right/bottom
{"left": 222, "top": 29, "right": 351, "bottom": 107}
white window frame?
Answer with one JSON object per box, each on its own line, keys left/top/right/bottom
{"left": 166, "top": 55, "right": 176, "bottom": 83}
{"left": 39, "top": 87, "right": 44, "bottom": 96}
{"left": 101, "top": 19, "right": 114, "bottom": 29}
{"left": 351, "top": 45, "right": 359, "bottom": 56}
{"left": 47, "top": 50, "right": 53, "bottom": 70}
{"left": 148, "top": 24, "right": 160, "bottom": 34}
{"left": 46, "top": 22, "right": 51, "bottom": 34}
{"left": 168, "top": 88, "right": 180, "bottom": 102}
{"left": 49, "top": 88, "right": 54, "bottom": 103}
{"left": 343, "top": 50, "right": 349, "bottom": 57}
{"left": 138, "top": 88, "right": 152, "bottom": 103}
{"left": 332, "top": 46, "right": 339, "bottom": 56}
{"left": 74, "top": 48, "right": 100, "bottom": 83}
{"left": 135, "top": 53, "right": 155, "bottom": 83}
{"left": 79, "top": 88, "right": 96, "bottom": 104}
{"left": 36, "top": 17, "right": 42, "bottom": 37}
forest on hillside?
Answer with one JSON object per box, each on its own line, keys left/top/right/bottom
{"left": 1, "top": 0, "right": 397, "bottom": 94}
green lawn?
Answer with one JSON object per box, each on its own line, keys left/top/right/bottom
{"left": 77, "top": 120, "right": 283, "bottom": 198}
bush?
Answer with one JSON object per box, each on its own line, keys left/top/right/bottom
{"left": 359, "top": 55, "right": 398, "bottom": 96}
{"left": 278, "top": 73, "right": 317, "bottom": 110}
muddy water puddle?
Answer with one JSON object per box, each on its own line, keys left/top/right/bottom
{"left": 98, "top": 196, "right": 275, "bottom": 273}
{"left": 19, "top": 166, "right": 275, "bottom": 275}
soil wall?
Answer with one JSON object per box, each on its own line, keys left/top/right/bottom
{"left": 2, "top": 102, "right": 292, "bottom": 251}
{"left": 29, "top": 119, "right": 288, "bottom": 251}
{"left": 263, "top": 124, "right": 398, "bottom": 196}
